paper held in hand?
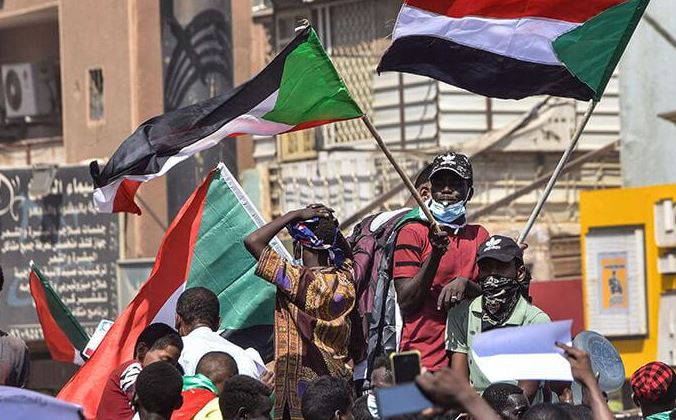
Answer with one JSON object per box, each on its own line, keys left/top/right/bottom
{"left": 82, "top": 319, "right": 114, "bottom": 359}
{"left": 471, "top": 320, "right": 574, "bottom": 382}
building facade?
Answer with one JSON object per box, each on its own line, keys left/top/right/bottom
{"left": 0, "top": 0, "right": 253, "bottom": 392}
{"left": 619, "top": 0, "right": 676, "bottom": 186}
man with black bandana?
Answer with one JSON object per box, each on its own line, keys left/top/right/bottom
{"left": 445, "top": 235, "right": 550, "bottom": 398}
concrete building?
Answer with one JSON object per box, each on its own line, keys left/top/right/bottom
{"left": 0, "top": 0, "right": 254, "bottom": 392}
{"left": 577, "top": 0, "right": 676, "bottom": 386}
{"left": 250, "top": 0, "right": 622, "bottom": 281}
{"left": 619, "top": 0, "right": 676, "bottom": 187}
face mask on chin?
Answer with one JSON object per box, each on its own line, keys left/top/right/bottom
{"left": 428, "top": 198, "right": 466, "bottom": 225}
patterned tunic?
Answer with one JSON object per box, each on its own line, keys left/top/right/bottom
{"left": 256, "top": 246, "right": 355, "bottom": 420}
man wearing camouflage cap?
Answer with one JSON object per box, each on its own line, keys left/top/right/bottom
{"left": 391, "top": 152, "right": 489, "bottom": 372}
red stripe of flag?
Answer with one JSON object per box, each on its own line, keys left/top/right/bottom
{"left": 112, "top": 179, "right": 143, "bottom": 214}
{"left": 285, "top": 118, "right": 351, "bottom": 133}
{"left": 405, "top": 0, "right": 626, "bottom": 23}
{"left": 57, "top": 169, "right": 214, "bottom": 419}
{"left": 29, "top": 271, "right": 76, "bottom": 363}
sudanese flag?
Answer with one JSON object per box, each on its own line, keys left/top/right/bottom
{"left": 91, "top": 26, "right": 363, "bottom": 214}
{"left": 378, "top": 0, "right": 650, "bottom": 100}
{"left": 29, "top": 262, "right": 89, "bottom": 365}
{"left": 59, "top": 163, "right": 288, "bottom": 418}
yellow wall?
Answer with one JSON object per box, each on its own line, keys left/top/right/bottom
{"left": 579, "top": 184, "right": 676, "bottom": 375}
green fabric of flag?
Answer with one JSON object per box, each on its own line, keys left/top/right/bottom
{"left": 185, "top": 163, "right": 290, "bottom": 352}
{"left": 262, "top": 28, "right": 363, "bottom": 125}
{"left": 554, "top": 0, "right": 651, "bottom": 100}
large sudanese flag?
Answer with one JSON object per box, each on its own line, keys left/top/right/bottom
{"left": 378, "top": 0, "right": 650, "bottom": 101}
{"left": 91, "top": 26, "right": 363, "bottom": 214}
{"left": 58, "top": 163, "right": 289, "bottom": 418}
{"left": 28, "top": 262, "right": 90, "bottom": 365}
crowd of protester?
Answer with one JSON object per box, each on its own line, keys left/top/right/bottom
{"left": 0, "top": 152, "right": 674, "bottom": 419}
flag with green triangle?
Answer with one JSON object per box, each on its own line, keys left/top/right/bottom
{"left": 378, "top": 0, "right": 650, "bottom": 101}
{"left": 29, "top": 261, "right": 90, "bottom": 365}
{"left": 59, "top": 163, "right": 290, "bottom": 417}
{"left": 91, "top": 25, "right": 363, "bottom": 214}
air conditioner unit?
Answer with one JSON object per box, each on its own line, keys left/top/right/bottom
{"left": 1, "top": 62, "right": 56, "bottom": 119}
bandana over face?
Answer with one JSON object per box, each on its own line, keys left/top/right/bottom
{"left": 480, "top": 275, "right": 522, "bottom": 327}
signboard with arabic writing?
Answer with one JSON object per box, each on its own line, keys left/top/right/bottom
{"left": 0, "top": 166, "right": 119, "bottom": 340}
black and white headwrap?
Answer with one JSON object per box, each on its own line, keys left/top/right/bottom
{"left": 480, "top": 275, "right": 522, "bottom": 328}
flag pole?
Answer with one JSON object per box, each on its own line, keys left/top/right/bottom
{"left": 518, "top": 99, "right": 598, "bottom": 244}
{"left": 361, "top": 116, "right": 442, "bottom": 234}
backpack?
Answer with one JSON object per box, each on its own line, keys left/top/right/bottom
{"left": 364, "top": 210, "right": 429, "bottom": 384}
{"left": 346, "top": 208, "right": 411, "bottom": 364}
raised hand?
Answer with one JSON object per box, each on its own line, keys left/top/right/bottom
{"left": 428, "top": 229, "right": 449, "bottom": 254}
{"left": 292, "top": 203, "right": 336, "bottom": 222}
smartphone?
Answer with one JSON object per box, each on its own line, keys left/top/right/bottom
{"left": 390, "top": 350, "right": 421, "bottom": 384}
{"left": 376, "top": 382, "right": 433, "bottom": 418}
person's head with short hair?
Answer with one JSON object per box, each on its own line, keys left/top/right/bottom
{"left": 370, "top": 356, "right": 394, "bottom": 389}
{"left": 414, "top": 163, "right": 433, "bottom": 190}
{"left": 301, "top": 376, "right": 354, "bottom": 420}
{"left": 404, "top": 163, "right": 434, "bottom": 207}
{"left": 219, "top": 375, "right": 272, "bottom": 420}
{"left": 134, "top": 323, "right": 183, "bottom": 367}
{"left": 175, "top": 287, "right": 220, "bottom": 335}
{"left": 196, "top": 351, "right": 239, "bottom": 394}
{"left": 477, "top": 236, "right": 529, "bottom": 326}
{"left": 353, "top": 395, "right": 375, "bottom": 420}
{"left": 565, "top": 405, "right": 592, "bottom": 420}
{"left": 522, "top": 403, "right": 573, "bottom": 420}
{"left": 429, "top": 152, "right": 473, "bottom": 207}
{"left": 134, "top": 361, "right": 183, "bottom": 420}
{"left": 483, "top": 383, "right": 530, "bottom": 420}
{"left": 631, "top": 361, "right": 676, "bottom": 417}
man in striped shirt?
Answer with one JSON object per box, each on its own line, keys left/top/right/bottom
{"left": 392, "top": 153, "right": 489, "bottom": 371}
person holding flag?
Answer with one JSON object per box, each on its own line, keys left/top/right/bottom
{"left": 391, "top": 152, "right": 489, "bottom": 372}
{"left": 245, "top": 204, "right": 355, "bottom": 420}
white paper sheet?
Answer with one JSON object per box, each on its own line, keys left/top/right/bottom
{"left": 471, "top": 320, "right": 574, "bottom": 382}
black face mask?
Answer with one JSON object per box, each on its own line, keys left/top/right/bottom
{"left": 480, "top": 275, "right": 522, "bottom": 326}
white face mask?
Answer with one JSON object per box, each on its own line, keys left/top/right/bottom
{"left": 428, "top": 198, "right": 466, "bottom": 224}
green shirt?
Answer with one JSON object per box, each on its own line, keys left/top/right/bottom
{"left": 445, "top": 296, "right": 551, "bottom": 392}
{"left": 646, "top": 410, "right": 673, "bottom": 420}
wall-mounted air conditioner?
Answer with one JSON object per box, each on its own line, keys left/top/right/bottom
{"left": 1, "top": 62, "right": 56, "bottom": 120}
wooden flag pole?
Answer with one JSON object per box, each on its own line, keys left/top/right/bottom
{"left": 518, "top": 100, "right": 598, "bottom": 244}
{"left": 361, "top": 116, "right": 443, "bottom": 234}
